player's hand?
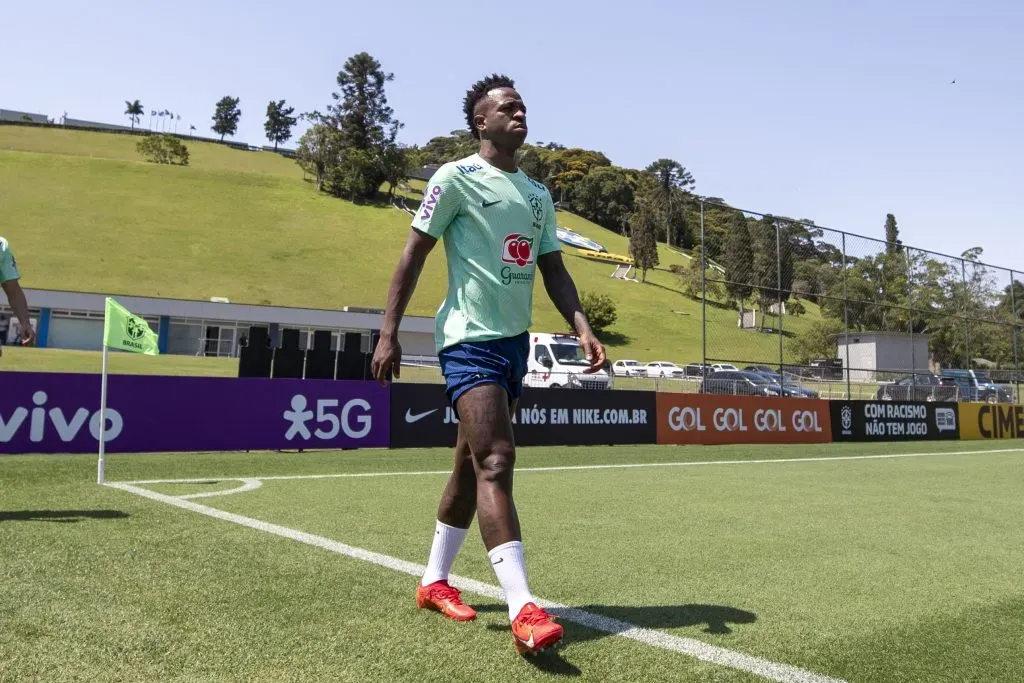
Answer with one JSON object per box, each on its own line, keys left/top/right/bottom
{"left": 370, "top": 333, "right": 402, "bottom": 386}
{"left": 19, "top": 323, "right": 36, "bottom": 347}
{"left": 579, "top": 331, "right": 606, "bottom": 374}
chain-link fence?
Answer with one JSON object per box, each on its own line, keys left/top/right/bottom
{"left": 393, "top": 200, "right": 1022, "bottom": 403}
{"left": 685, "top": 199, "right": 1023, "bottom": 403}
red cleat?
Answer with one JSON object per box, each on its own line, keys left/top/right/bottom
{"left": 416, "top": 580, "right": 477, "bottom": 621}
{"left": 511, "top": 603, "right": 563, "bottom": 655}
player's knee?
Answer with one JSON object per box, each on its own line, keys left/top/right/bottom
{"left": 477, "top": 443, "right": 516, "bottom": 484}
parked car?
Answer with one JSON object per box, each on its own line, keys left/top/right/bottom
{"left": 611, "top": 359, "right": 646, "bottom": 377}
{"left": 750, "top": 371, "right": 820, "bottom": 398}
{"left": 875, "top": 374, "right": 957, "bottom": 402}
{"left": 744, "top": 365, "right": 776, "bottom": 375}
{"left": 683, "top": 363, "right": 710, "bottom": 378}
{"left": 710, "top": 363, "right": 739, "bottom": 372}
{"left": 938, "top": 369, "right": 1013, "bottom": 403}
{"left": 645, "top": 361, "right": 685, "bottom": 378}
{"left": 700, "top": 370, "right": 785, "bottom": 397}
{"left": 809, "top": 358, "right": 843, "bottom": 381}
{"left": 525, "top": 332, "right": 613, "bottom": 390}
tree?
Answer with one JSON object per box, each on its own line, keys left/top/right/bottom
{"left": 136, "top": 134, "right": 189, "bottom": 166}
{"left": 628, "top": 197, "right": 660, "bottom": 282}
{"left": 516, "top": 145, "right": 552, "bottom": 188}
{"left": 264, "top": 99, "right": 297, "bottom": 150}
{"left": 545, "top": 148, "right": 611, "bottom": 204}
{"left": 884, "top": 213, "right": 902, "bottom": 254}
{"left": 418, "top": 130, "right": 477, "bottom": 165}
{"left": 324, "top": 52, "right": 405, "bottom": 199}
{"left": 721, "top": 214, "right": 754, "bottom": 315}
{"left": 295, "top": 120, "right": 343, "bottom": 192}
{"left": 212, "top": 96, "right": 241, "bottom": 141}
{"left": 672, "top": 246, "right": 721, "bottom": 300}
{"left": 571, "top": 166, "right": 635, "bottom": 233}
{"left": 646, "top": 158, "right": 695, "bottom": 194}
{"left": 644, "top": 158, "right": 696, "bottom": 246}
{"left": 578, "top": 291, "right": 618, "bottom": 335}
{"left": 752, "top": 215, "right": 793, "bottom": 330}
{"left": 124, "top": 100, "right": 144, "bottom": 129}
{"left": 792, "top": 319, "right": 844, "bottom": 364}
{"left": 379, "top": 143, "right": 410, "bottom": 200}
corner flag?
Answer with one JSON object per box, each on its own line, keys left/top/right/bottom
{"left": 103, "top": 297, "right": 159, "bottom": 355}
{"left": 97, "top": 297, "right": 159, "bottom": 485}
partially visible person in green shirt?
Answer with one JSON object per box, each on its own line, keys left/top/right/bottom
{"left": 0, "top": 236, "right": 36, "bottom": 350}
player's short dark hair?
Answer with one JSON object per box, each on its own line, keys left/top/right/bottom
{"left": 463, "top": 74, "right": 516, "bottom": 139}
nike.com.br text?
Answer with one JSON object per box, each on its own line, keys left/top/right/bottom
{"left": 439, "top": 406, "right": 649, "bottom": 425}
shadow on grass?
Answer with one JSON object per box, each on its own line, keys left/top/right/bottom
{"left": 642, "top": 280, "right": 736, "bottom": 311}
{"left": 597, "top": 330, "right": 632, "bottom": 346}
{"left": 0, "top": 509, "right": 130, "bottom": 523}
{"left": 479, "top": 603, "right": 757, "bottom": 676}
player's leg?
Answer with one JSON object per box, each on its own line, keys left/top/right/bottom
{"left": 416, "top": 423, "right": 478, "bottom": 621}
{"left": 456, "top": 383, "right": 563, "bottom": 653}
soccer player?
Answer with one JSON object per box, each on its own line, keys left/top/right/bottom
{"left": 0, "top": 236, "right": 35, "bottom": 352}
{"left": 371, "top": 74, "right": 606, "bottom": 655}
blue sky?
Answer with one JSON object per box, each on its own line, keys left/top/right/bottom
{"left": 3, "top": 0, "right": 1023, "bottom": 272}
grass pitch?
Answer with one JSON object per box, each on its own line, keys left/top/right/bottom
{"left": 3, "top": 441, "right": 1022, "bottom": 682}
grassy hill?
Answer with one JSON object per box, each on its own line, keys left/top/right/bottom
{"left": 0, "top": 126, "right": 822, "bottom": 369}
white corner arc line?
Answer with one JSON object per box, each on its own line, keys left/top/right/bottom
{"left": 104, "top": 480, "right": 844, "bottom": 683}
{"left": 178, "top": 478, "right": 263, "bottom": 499}
{"left": 118, "top": 446, "right": 1024, "bottom": 486}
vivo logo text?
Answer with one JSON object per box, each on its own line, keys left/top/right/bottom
{"left": 0, "top": 391, "right": 123, "bottom": 444}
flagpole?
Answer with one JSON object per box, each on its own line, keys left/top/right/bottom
{"left": 97, "top": 338, "right": 109, "bottom": 484}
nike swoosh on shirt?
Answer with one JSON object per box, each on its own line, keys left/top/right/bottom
{"left": 482, "top": 199, "right": 501, "bottom": 207}
{"left": 405, "top": 408, "right": 439, "bottom": 423}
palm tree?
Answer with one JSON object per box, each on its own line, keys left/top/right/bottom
{"left": 124, "top": 100, "right": 144, "bottom": 129}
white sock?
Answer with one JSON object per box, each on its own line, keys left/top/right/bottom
{"left": 420, "top": 520, "right": 469, "bottom": 587}
{"left": 488, "top": 540, "right": 534, "bottom": 620}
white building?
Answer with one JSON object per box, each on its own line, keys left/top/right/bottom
{"left": 4, "top": 288, "right": 437, "bottom": 360}
{"left": 835, "top": 331, "right": 930, "bottom": 382}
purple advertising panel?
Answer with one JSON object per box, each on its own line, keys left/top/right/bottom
{"left": 0, "top": 372, "right": 390, "bottom": 454}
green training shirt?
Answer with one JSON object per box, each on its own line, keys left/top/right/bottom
{"left": 411, "top": 153, "right": 562, "bottom": 353}
{"left": 0, "top": 237, "right": 20, "bottom": 284}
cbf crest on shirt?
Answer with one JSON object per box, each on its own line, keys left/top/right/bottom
{"left": 411, "top": 154, "right": 561, "bottom": 353}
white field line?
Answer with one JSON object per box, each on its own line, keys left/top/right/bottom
{"left": 120, "top": 446, "right": 1024, "bottom": 486}
{"left": 178, "top": 478, "right": 262, "bottom": 499}
{"left": 104, "top": 481, "right": 847, "bottom": 683}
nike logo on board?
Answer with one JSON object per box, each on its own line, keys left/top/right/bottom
{"left": 405, "top": 408, "right": 438, "bottom": 423}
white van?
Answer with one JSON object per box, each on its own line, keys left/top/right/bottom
{"left": 524, "top": 332, "right": 614, "bottom": 390}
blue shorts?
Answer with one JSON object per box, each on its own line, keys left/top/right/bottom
{"left": 438, "top": 331, "right": 530, "bottom": 419}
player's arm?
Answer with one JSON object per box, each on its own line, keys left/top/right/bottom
{"left": 372, "top": 230, "right": 438, "bottom": 383}
{"left": 0, "top": 242, "right": 34, "bottom": 346}
{"left": 535, "top": 200, "right": 605, "bottom": 373}
{"left": 371, "top": 171, "right": 460, "bottom": 385}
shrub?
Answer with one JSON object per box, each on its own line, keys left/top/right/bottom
{"left": 579, "top": 290, "right": 618, "bottom": 334}
{"left": 136, "top": 134, "right": 190, "bottom": 166}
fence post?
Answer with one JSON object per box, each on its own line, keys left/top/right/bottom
{"left": 1011, "top": 269, "right": 1020, "bottom": 400}
{"left": 906, "top": 247, "right": 916, "bottom": 383}
{"left": 700, "top": 200, "right": 707, "bottom": 369}
{"left": 776, "top": 218, "right": 784, "bottom": 372}
{"left": 961, "top": 259, "right": 970, "bottom": 369}
{"left": 842, "top": 232, "right": 851, "bottom": 397}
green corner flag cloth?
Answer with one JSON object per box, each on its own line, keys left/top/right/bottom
{"left": 103, "top": 297, "right": 159, "bottom": 355}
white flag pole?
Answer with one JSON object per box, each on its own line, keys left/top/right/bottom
{"left": 97, "top": 332, "right": 109, "bottom": 484}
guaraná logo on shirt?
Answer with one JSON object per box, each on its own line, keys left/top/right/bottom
{"left": 502, "top": 234, "right": 535, "bottom": 268}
